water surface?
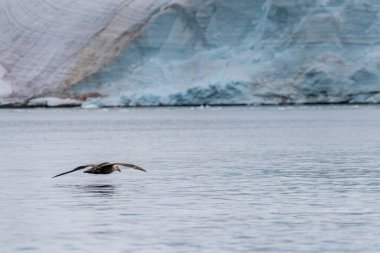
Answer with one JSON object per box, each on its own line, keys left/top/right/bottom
{"left": 1, "top": 106, "right": 380, "bottom": 252}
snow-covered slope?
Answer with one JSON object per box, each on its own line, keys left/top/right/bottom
{"left": 1, "top": 0, "right": 380, "bottom": 106}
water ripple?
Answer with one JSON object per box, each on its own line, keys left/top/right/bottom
{"left": 1, "top": 107, "right": 380, "bottom": 252}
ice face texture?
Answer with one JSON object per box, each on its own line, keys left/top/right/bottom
{"left": 1, "top": 0, "right": 380, "bottom": 106}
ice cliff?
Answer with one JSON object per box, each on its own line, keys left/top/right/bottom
{"left": 1, "top": 0, "right": 380, "bottom": 107}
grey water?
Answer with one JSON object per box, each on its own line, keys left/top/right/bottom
{"left": 1, "top": 106, "right": 380, "bottom": 253}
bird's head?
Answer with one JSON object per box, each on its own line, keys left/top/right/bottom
{"left": 113, "top": 165, "right": 122, "bottom": 172}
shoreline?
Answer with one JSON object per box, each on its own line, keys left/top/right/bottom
{"left": 0, "top": 103, "right": 379, "bottom": 109}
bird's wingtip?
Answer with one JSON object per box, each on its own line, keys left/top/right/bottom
{"left": 136, "top": 166, "right": 147, "bottom": 172}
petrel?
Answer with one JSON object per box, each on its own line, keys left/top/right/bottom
{"left": 52, "top": 162, "right": 146, "bottom": 178}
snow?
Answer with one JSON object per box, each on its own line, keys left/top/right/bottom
{"left": 1, "top": 0, "right": 380, "bottom": 106}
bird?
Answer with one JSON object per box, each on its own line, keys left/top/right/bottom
{"left": 52, "top": 162, "right": 146, "bottom": 178}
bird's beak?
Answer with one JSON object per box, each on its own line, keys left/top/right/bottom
{"left": 118, "top": 168, "right": 121, "bottom": 172}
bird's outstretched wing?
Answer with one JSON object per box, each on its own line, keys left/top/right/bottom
{"left": 52, "top": 164, "right": 93, "bottom": 178}
{"left": 116, "top": 163, "right": 147, "bottom": 172}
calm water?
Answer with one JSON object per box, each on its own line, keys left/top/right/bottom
{"left": 1, "top": 106, "right": 380, "bottom": 253}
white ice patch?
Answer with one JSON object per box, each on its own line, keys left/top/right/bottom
{"left": 0, "top": 65, "right": 12, "bottom": 97}
{"left": 28, "top": 97, "right": 82, "bottom": 107}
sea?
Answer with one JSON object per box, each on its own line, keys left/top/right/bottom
{"left": 1, "top": 106, "right": 380, "bottom": 252}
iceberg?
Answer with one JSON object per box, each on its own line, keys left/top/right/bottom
{"left": 1, "top": 0, "right": 380, "bottom": 106}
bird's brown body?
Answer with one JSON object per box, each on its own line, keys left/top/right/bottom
{"left": 52, "top": 162, "right": 146, "bottom": 178}
{"left": 84, "top": 165, "right": 115, "bottom": 174}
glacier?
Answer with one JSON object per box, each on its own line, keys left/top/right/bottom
{"left": 1, "top": 0, "right": 380, "bottom": 107}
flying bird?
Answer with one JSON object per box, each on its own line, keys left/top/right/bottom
{"left": 52, "top": 162, "right": 146, "bottom": 178}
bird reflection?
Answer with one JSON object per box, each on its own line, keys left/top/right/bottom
{"left": 80, "top": 184, "right": 116, "bottom": 197}
{"left": 55, "top": 184, "right": 117, "bottom": 197}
